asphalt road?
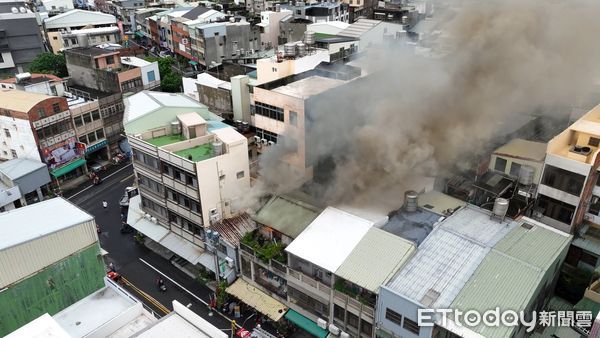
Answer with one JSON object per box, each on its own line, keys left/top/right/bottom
{"left": 65, "top": 162, "right": 240, "bottom": 335}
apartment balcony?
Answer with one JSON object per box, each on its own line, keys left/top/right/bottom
{"left": 333, "top": 288, "right": 375, "bottom": 322}
{"left": 144, "top": 80, "right": 161, "bottom": 90}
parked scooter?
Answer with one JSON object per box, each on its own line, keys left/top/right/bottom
{"left": 156, "top": 277, "right": 166, "bottom": 292}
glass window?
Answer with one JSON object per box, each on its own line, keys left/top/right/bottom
{"left": 38, "top": 108, "right": 46, "bottom": 118}
{"left": 91, "top": 110, "right": 100, "bottom": 120}
{"left": 52, "top": 103, "right": 61, "bottom": 113}
{"left": 589, "top": 137, "right": 600, "bottom": 147}
{"left": 74, "top": 116, "right": 83, "bottom": 127}
{"left": 106, "top": 55, "right": 115, "bottom": 65}
{"left": 237, "top": 171, "right": 245, "bottom": 179}
{"left": 96, "top": 128, "right": 104, "bottom": 139}
{"left": 147, "top": 70, "right": 156, "bottom": 82}
{"left": 541, "top": 165, "right": 585, "bottom": 196}
{"left": 87, "top": 132, "right": 97, "bottom": 143}
{"left": 83, "top": 113, "right": 92, "bottom": 124}
{"left": 494, "top": 157, "right": 507, "bottom": 172}
{"left": 509, "top": 162, "right": 521, "bottom": 177}
{"left": 347, "top": 312, "right": 359, "bottom": 328}
{"left": 403, "top": 318, "right": 420, "bottom": 335}
{"left": 385, "top": 308, "right": 403, "bottom": 326}
{"left": 361, "top": 321, "right": 372, "bottom": 336}
{"left": 79, "top": 135, "right": 87, "bottom": 144}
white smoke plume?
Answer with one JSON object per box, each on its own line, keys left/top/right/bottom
{"left": 252, "top": 0, "right": 600, "bottom": 209}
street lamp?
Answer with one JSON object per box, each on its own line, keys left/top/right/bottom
{"left": 205, "top": 229, "right": 221, "bottom": 284}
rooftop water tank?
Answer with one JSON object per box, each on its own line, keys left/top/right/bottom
{"left": 284, "top": 43, "right": 296, "bottom": 57}
{"left": 170, "top": 121, "right": 181, "bottom": 134}
{"left": 297, "top": 42, "right": 307, "bottom": 56}
{"left": 492, "top": 198, "right": 509, "bottom": 221}
{"left": 212, "top": 140, "right": 224, "bottom": 156}
{"left": 404, "top": 190, "right": 418, "bottom": 212}
{"left": 304, "top": 31, "right": 316, "bottom": 45}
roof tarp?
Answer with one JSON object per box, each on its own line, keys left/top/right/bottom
{"left": 50, "top": 158, "right": 86, "bottom": 178}
{"left": 284, "top": 309, "right": 328, "bottom": 338}
{"left": 226, "top": 279, "right": 287, "bottom": 321}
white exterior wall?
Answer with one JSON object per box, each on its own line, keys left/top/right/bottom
{"left": 0, "top": 116, "right": 41, "bottom": 162}
{"left": 0, "top": 220, "right": 98, "bottom": 288}
{"left": 42, "top": 0, "right": 74, "bottom": 12}
{"left": 140, "top": 62, "right": 160, "bottom": 87}
{"left": 0, "top": 186, "right": 21, "bottom": 210}
{"left": 256, "top": 49, "right": 330, "bottom": 84}
{"left": 490, "top": 155, "right": 544, "bottom": 185}
{"left": 195, "top": 136, "right": 250, "bottom": 223}
{"left": 182, "top": 77, "right": 199, "bottom": 101}
{"left": 259, "top": 10, "right": 291, "bottom": 49}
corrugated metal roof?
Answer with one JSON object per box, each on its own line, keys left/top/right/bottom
{"left": 493, "top": 219, "right": 572, "bottom": 268}
{"left": 0, "top": 198, "right": 93, "bottom": 250}
{"left": 451, "top": 251, "right": 541, "bottom": 338}
{"left": 253, "top": 195, "right": 321, "bottom": 239}
{"left": 338, "top": 19, "right": 381, "bottom": 38}
{"left": 0, "top": 158, "right": 47, "bottom": 180}
{"left": 209, "top": 213, "right": 256, "bottom": 246}
{"left": 285, "top": 207, "right": 374, "bottom": 272}
{"left": 385, "top": 207, "right": 517, "bottom": 308}
{"left": 449, "top": 218, "right": 572, "bottom": 338}
{"left": 335, "top": 228, "right": 416, "bottom": 293}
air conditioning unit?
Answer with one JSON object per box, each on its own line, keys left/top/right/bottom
{"left": 181, "top": 38, "right": 188, "bottom": 44}
{"left": 267, "top": 140, "right": 275, "bottom": 146}
{"left": 261, "top": 138, "right": 268, "bottom": 145}
{"left": 151, "top": 217, "right": 157, "bottom": 224}
{"left": 253, "top": 135, "right": 261, "bottom": 143}
{"left": 317, "top": 318, "right": 327, "bottom": 329}
{"left": 145, "top": 213, "right": 152, "bottom": 220}
{"left": 225, "top": 256, "right": 234, "bottom": 268}
{"left": 328, "top": 324, "right": 340, "bottom": 335}
{"left": 340, "top": 332, "right": 350, "bottom": 338}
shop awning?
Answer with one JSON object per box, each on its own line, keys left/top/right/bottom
{"left": 159, "top": 232, "right": 205, "bottom": 265}
{"left": 198, "top": 252, "right": 217, "bottom": 273}
{"left": 127, "top": 196, "right": 170, "bottom": 242}
{"left": 85, "top": 140, "right": 108, "bottom": 155}
{"left": 51, "top": 158, "right": 87, "bottom": 178}
{"left": 134, "top": 31, "right": 144, "bottom": 38}
{"left": 189, "top": 60, "right": 198, "bottom": 65}
{"left": 226, "top": 279, "right": 287, "bottom": 321}
{"left": 284, "top": 309, "right": 328, "bottom": 338}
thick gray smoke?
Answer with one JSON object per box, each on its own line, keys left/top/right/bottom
{"left": 253, "top": 0, "right": 600, "bottom": 209}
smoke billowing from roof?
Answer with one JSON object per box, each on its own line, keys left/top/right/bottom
{"left": 253, "top": 0, "right": 600, "bottom": 209}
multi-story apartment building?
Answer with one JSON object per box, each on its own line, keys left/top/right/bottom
{"left": 43, "top": 9, "right": 119, "bottom": 53}
{"left": 535, "top": 103, "right": 600, "bottom": 235}
{"left": 65, "top": 46, "right": 149, "bottom": 94}
{"left": 133, "top": 7, "right": 165, "bottom": 44}
{"left": 38, "top": 0, "right": 74, "bottom": 15}
{"left": 250, "top": 67, "right": 360, "bottom": 182}
{"left": 0, "top": 72, "right": 122, "bottom": 163}
{"left": 170, "top": 7, "right": 225, "bottom": 62}
{"left": 282, "top": 1, "right": 349, "bottom": 23}
{"left": 105, "top": 0, "right": 145, "bottom": 32}
{"left": 377, "top": 205, "right": 572, "bottom": 338}
{"left": 0, "top": 90, "right": 88, "bottom": 183}
{"left": 257, "top": 9, "right": 292, "bottom": 50}
{"left": 124, "top": 91, "right": 252, "bottom": 280}
{"left": 236, "top": 191, "right": 472, "bottom": 338}
{"left": 0, "top": 0, "right": 45, "bottom": 75}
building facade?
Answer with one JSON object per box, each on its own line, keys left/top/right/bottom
{"left": 0, "top": 1, "right": 45, "bottom": 75}
{"left": 43, "top": 9, "right": 118, "bottom": 53}
{"left": 0, "top": 158, "right": 51, "bottom": 212}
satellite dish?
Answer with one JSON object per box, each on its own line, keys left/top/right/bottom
{"left": 11, "top": 7, "right": 18, "bottom": 13}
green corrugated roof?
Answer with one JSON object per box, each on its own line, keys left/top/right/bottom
{"left": 574, "top": 297, "right": 600, "bottom": 318}
{"left": 494, "top": 224, "right": 572, "bottom": 268}
{"left": 253, "top": 195, "right": 321, "bottom": 239}
{"left": 335, "top": 228, "right": 416, "bottom": 293}
{"left": 124, "top": 107, "right": 221, "bottom": 135}
{"left": 284, "top": 309, "right": 328, "bottom": 338}
{"left": 449, "top": 223, "right": 572, "bottom": 338}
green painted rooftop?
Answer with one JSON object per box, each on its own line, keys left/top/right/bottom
{"left": 146, "top": 134, "right": 185, "bottom": 146}
{"left": 174, "top": 143, "right": 214, "bottom": 162}
{"left": 253, "top": 195, "right": 321, "bottom": 239}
